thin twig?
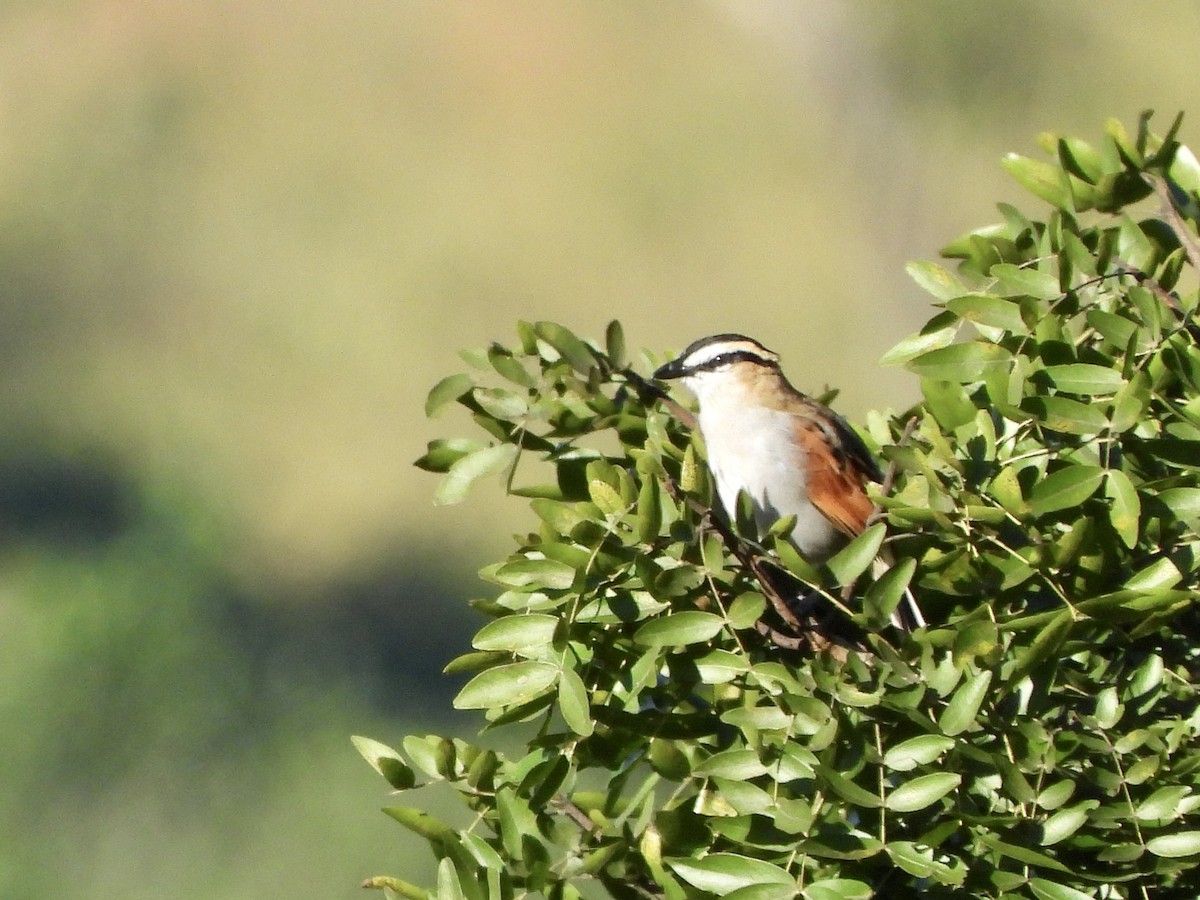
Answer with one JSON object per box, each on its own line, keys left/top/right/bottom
{"left": 1150, "top": 174, "right": 1200, "bottom": 276}
{"left": 551, "top": 794, "right": 600, "bottom": 837}
{"left": 1110, "top": 257, "right": 1183, "bottom": 315}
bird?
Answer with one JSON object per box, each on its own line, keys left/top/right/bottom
{"left": 653, "top": 333, "right": 924, "bottom": 630}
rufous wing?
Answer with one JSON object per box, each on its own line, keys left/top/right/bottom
{"left": 793, "top": 417, "right": 875, "bottom": 537}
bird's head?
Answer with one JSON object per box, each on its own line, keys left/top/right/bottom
{"left": 653, "top": 333, "right": 781, "bottom": 404}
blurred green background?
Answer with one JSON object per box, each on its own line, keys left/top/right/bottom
{"left": 3, "top": 2, "right": 1199, "bottom": 896}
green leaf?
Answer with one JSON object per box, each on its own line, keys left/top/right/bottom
{"left": 695, "top": 649, "right": 750, "bottom": 684}
{"left": 487, "top": 557, "right": 576, "bottom": 590}
{"left": 1086, "top": 309, "right": 1138, "bottom": 348}
{"left": 921, "top": 379, "right": 977, "bottom": 431}
{"left": 818, "top": 766, "right": 882, "bottom": 808}
{"left": 557, "top": 667, "right": 594, "bottom": 737}
{"left": 487, "top": 345, "right": 535, "bottom": 388}
{"left": 906, "top": 342, "right": 1011, "bottom": 382}
{"left": 726, "top": 592, "right": 767, "bottom": 630}
{"left": 1029, "top": 465, "right": 1106, "bottom": 516}
{"left": 1057, "top": 135, "right": 1106, "bottom": 182}
{"left": 1022, "top": 396, "right": 1109, "bottom": 435}
{"left": 1137, "top": 786, "right": 1191, "bottom": 822}
{"left": 436, "top": 858, "right": 465, "bottom": 900}
{"left": 879, "top": 318, "right": 959, "bottom": 367}
{"left": 989, "top": 263, "right": 1062, "bottom": 301}
{"left": 1037, "top": 363, "right": 1125, "bottom": 395}
{"left": 1037, "top": 779, "right": 1076, "bottom": 811}
{"left": 998, "top": 153, "right": 1075, "bottom": 207}
{"left": 945, "top": 294, "right": 1029, "bottom": 333}
{"left": 885, "top": 772, "right": 961, "bottom": 812}
{"left": 1105, "top": 469, "right": 1141, "bottom": 548}
{"left": 588, "top": 478, "right": 627, "bottom": 516}
{"left": 724, "top": 885, "right": 797, "bottom": 900}
{"left": 605, "top": 319, "right": 626, "bottom": 369}
{"left": 1002, "top": 153, "right": 1071, "bottom": 207}
{"left": 1039, "top": 804, "right": 1093, "bottom": 846}
{"left": 695, "top": 749, "right": 769, "bottom": 780}
{"left": 1029, "top": 878, "right": 1099, "bottom": 900}
{"left": 382, "top": 806, "right": 459, "bottom": 844}
{"left": 863, "top": 557, "right": 916, "bottom": 627}
{"left": 884, "top": 842, "right": 942, "bottom": 879}
{"left": 460, "top": 831, "right": 505, "bottom": 871}
{"left": 883, "top": 735, "right": 955, "bottom": 772}
{"left": 1147, "top": 831, "right": 1200, "bottom": 858}
{"left": 939, "top": 670, "right": 992, "bottom": 736}
{"left": 472, "top": 614, "right": 559, "bottom": 651}
{"left": 1124, "top": 557, "right": 1182, "bottom": 591}
{"left": 634, "top": 611, "right": 724, "bottom": 646}
{"left": 434, "top": 444, "right": 519, "bottom": 506}
{"left": 1156, "top": 487, "right": 1200, "bottom": 524}
{"left": 415, "top": 437, "right": 488, "bottom": 473}
{"left": 976, "top": 832, "right": 1071, "bottom": 873}
{"left": 988, "top": 466, "right": 1027, "bottom": 516}
{"left": 721, "top": 704, "right": 792, "bottom": 733}
{"left": 667, "top": 854, "right": 793, "bottom": 892}
{"left": 535, "top": 321, "right": 595, "bottom": 374}
{"left": 361, "top": 876, "right": 427, "bottom": 899}
{"left": 803, "top": 879, "right": 872, "bottom": 900}
{"left": 473, "top": 387, "right": 528, "bottom": 421}
{"left": 1008, "top": 610, "right": 1072, "bottom": 685}
{"left": 825, "top": 523, "right": 885, "bottom": 585}
{"left": 425, "top": 373, "right": 475, "bottom": 417}
{"left": 453, "top": 661, "right": 559, "bottom": 709}
{"left": 636, "top": 473, "right": 662, "bottom": 544}
{"left": 352, "top": 735, "right": 418, "bottom": 790}
{"left": 906, "top": 260, "right": 966, "bottom": 301}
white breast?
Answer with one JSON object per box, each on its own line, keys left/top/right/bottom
{"left": 696, "top": 394, "right": 844, "bottom": 561}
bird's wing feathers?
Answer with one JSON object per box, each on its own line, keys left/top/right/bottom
{"left": 791, "top": 405, "right": 878, "bottom": 538}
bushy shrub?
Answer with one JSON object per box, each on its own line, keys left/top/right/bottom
{"left": 358, "top": 114, "right": 1200, "bottom": 899}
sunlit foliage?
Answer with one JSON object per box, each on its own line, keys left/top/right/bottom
{"left": 363, "top": 115, "right": 1200, "bottom": 899}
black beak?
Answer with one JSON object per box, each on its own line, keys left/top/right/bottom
{"left": 653, "top": 358, "right": 686, "bottom": 380}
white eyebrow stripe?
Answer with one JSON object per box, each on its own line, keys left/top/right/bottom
{"left": 681, "top": 338, "right": 777, "bottom": 370}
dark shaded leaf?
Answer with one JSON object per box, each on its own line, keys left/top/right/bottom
{"left": 353, "top": 736, "right": 418, "bottom": 790}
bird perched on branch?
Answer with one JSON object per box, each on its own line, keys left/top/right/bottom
{"left": 654, "top": 333, "right": 923, "bottom": 631}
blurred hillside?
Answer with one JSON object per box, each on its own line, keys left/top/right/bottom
{"left": 2, "top": 2, "right": 1199, "bottom": 897}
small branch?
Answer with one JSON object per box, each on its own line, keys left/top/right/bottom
{"left": 551, "top": 794, "right": 600, "bottom": 837}
{"left": 1110, "top": 257, "right": 1183, "bottom": 315}
{"left": 618, "top": 367, "right": 697, "bottom": 430}
{"left": 1149, "top": 174, "right": 1200, "bottom": 276}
